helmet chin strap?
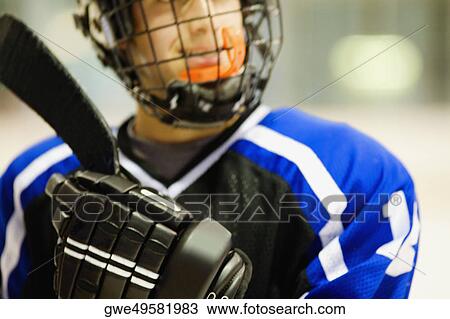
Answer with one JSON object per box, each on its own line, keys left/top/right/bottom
{"left": 142, "top": 78, "right": 248, "bottom": 129}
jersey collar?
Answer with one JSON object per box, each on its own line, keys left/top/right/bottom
{"left": 118, "top": 105, "right": 271, "bottom": 197}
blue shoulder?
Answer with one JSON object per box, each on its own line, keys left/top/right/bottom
{"left": 232, "top": 107, "right": 415, "bottom": 232}
{"left": 261, "top": 108, "right": 414, "bottom": 196}
{"left": 0, "top": 136, "right": 80, "bottom": 249}
{"left": 1, "top": 135, "right": 81, "bottom": 208}
{"left": 255, "top": 109, "right": 419, "bottom": 299}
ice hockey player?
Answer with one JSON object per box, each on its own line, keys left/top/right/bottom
{"left": 0, "top": 0, "right": 420, "bottom": 298}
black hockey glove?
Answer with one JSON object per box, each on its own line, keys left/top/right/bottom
{"left": 45, "top": 170, "right": 252, "bottom": 299}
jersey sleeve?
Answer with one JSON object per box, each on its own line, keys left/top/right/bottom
{"left": 0, "top": 137, "right": 80, "bottom": 298}
{"left": 303, "top": 176, "right": 419, "bottom": 298}
{"left": 236, "top": 108, "right": 421, "bottom": 298}
{"left": 298, "top": 123, "right": 420, "bottom": 299}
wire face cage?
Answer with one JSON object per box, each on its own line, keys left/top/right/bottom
{"left": 75, "top": 0, "right": 283, "bottom": 127}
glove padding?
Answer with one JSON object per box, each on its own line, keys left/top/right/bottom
{"left": 46, "top": 170, "right": 252, "bottom": 299}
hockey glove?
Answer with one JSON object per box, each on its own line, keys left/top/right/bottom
{"left": 46, "top": 170, "right": 252, "bottom": 299}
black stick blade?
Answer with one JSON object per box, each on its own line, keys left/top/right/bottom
{"left": 0, "top": 14, "right": 120, "bottom": 175}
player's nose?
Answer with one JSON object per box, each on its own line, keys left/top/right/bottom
{"left": 178, "top": 0, "right": 227, "bottom": 54}
{"left": 183, "top": 0, "right": 214, "bottom": 35}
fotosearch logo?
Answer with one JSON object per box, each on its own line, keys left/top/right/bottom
{"left": 51, "top": 192, "right": 400, "bottom": 225}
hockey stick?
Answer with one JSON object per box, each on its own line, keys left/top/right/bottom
{"left": 0, "top": 14, "right": 120, "bottom": 175}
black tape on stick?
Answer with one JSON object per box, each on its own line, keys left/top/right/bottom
{"left": 0, "top": 14, "right": 119, "bottom": 175}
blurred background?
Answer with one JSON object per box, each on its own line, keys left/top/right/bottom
{"left": 0, "top": 0, "right": 449, "bottom": 298}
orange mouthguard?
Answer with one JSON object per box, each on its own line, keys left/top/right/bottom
{"left": 180, "top": 27, "right": 246, "bottom": 84}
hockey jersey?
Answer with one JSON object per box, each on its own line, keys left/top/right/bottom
{"left": 0, "top": 105, "right": 420, "bottom": 298}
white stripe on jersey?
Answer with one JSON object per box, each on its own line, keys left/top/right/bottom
{"left": 1, "top": 144, "right": 73, "bottom": 298}
{"left": 376, "top": 191, "right": 410, "bottom": 259}
{"left": 318, "top": 236, "right": 349, "bottom": 281}
{"left": 242, "top": 125, "right": 348, "bottom": 246}
{"left": 241, "top": 125, "right": 350, "bottom": 281}
{"left": 377, "top": 192, "right": 420, "bottom": 277}
{"left": 385, "top": 201, "right": 420, "bottom": 277}
{"left": 120, "top": 105, "right": 272, "bottom": 198}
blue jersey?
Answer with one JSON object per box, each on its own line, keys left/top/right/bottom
{"left": 0, "top": 105, "right": 420, "bottom": 298}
